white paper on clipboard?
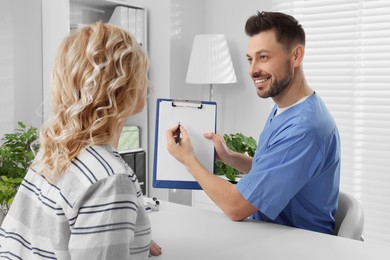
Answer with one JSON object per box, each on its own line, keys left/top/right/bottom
{"left": 153, "top": 98, "right": 217, "bottom": 189}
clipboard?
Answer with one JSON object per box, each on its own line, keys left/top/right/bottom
{"left": 153, "top": 98, "right": 217, "bottom": 190}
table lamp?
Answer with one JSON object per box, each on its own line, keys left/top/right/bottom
{"left": 185, "top": 34, "right": 237, "bottom": 101}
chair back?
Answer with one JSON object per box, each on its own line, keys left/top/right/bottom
{"left": 334, "top": 191, "right": 364, "bottom": 241}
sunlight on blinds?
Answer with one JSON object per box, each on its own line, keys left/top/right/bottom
{"left": 273, "top": 0, "right": 390, "bottom": 245}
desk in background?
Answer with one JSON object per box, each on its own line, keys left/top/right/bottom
{"left": 145, "top": 198, "right": 390, "bottom": 260}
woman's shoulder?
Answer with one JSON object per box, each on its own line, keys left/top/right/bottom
{"left": 76, "top": 144, "right": 131, "bottom": 179}
{"left": 57, "top": 144, "right": 133, "bottom": 192}
{"left": 54, "top": 144, "right": 139, "bottom": 210}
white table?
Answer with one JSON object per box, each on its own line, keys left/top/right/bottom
{"left": 145, "top": 198, "right": 390, "bottom": 260}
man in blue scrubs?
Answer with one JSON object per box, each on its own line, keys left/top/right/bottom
{"left": 166, "top": 11, "right": 340, "bottom": 235}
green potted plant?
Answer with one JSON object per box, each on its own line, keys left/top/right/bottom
{"left": 215, "top": 133, "right": 257, "bottom": 183}
{"left": 0, "top": 122, "right": 38, "bottom": 215}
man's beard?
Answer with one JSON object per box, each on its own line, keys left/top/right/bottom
{"left": 259, "top": 61, "right": 294, "bottom": 99}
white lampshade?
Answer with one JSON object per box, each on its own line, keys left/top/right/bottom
{"left": 186, "top": 34, "right": 237, "bottom": 85}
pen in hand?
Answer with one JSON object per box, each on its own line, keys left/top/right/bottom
{"left": 175, "top": 122, "right": 181, "bottom": 144}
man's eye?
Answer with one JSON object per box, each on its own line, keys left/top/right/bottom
{"left": 260, "top": 55, "right": 268, "bottom": 60}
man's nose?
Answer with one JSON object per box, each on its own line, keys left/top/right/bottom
{"left": 249, "top": 61, "right": 259, "bottom": 78}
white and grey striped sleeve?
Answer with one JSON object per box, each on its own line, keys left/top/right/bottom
{"left": 67, "top": 173, "right": 150, "bottom": 259}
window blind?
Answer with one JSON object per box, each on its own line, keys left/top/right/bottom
{"left": 273, "top": 0, "right": 390, "bottom": 245}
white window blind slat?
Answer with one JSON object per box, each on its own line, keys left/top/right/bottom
{"left": 273, "top": 0, "right": 390, "bottom": 246}
{"left": 291, "top": 0, "right": 358, "bottom": 8}
{"left": 307, "top": 33, "right": 357, "bottom": 41}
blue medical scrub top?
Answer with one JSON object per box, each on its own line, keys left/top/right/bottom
{"left": 236, "top": 94, "right": 340, "bottom": 234}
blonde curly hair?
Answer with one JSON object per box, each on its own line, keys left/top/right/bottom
{"left": 37, "top": 22, "right": 149, "bottom": 181}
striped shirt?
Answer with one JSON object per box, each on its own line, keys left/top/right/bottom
{"left": 0, "top": 144, "right": 151, "bottom": 259}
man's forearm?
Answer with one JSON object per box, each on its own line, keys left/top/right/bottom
{"left": 223, "top": 150, "right": 253, "bottom": 174}
{"left": 185, "top": 157, "right": 256, "bottom": 220}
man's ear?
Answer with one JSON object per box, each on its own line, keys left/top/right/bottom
{"left": 292, "top": 45, "right": 304, "bottom": 67}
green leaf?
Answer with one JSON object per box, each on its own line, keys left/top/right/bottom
{"left": 0, "top": 122, "right": 38, "bottom": 206}
{"left": 214, "top": 132, "right": 257, "bottom": 182}
{"left": 225, "top": 166, "right": 235, "bottom": 182}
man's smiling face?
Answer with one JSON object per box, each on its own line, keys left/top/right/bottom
{"left": 246, "top": 30, "right": 295, "bottom": 99}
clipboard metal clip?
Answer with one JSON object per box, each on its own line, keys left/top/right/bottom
{"left": 172, "top": 100, "right": 203, "bottom": 109}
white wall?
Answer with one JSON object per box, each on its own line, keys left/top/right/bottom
{"left": 42, "top": 0, "right": 69, "bottom": 119}
{"left": 169, "top": 0, "right": 205, "bottom": 101}
{"left": 0, "top": 0, "right": 43, "bottom": 137}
